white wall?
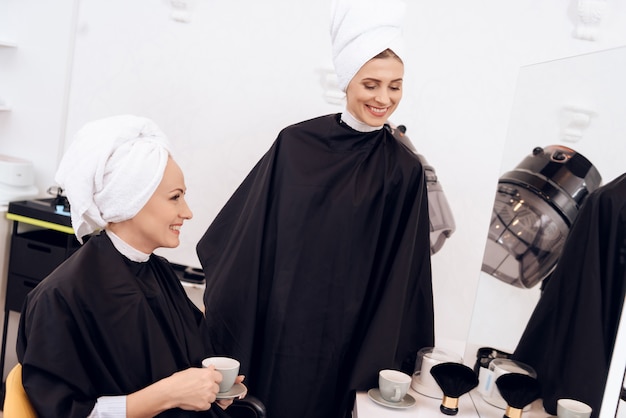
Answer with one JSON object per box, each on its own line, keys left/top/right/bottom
{"left": 1, "top": 0, "right": 626, "bottom": 413}
{"left": 0, "top": 0, "right": 77, "bottom": 193}
{"left": 0, "top": 0, "right": 78, "bottom": 380}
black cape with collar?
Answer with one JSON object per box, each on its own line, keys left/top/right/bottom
{"left": 512, "top": 173, "right": 626, "bottom": 417}
{"left": 16, "top": 233, "right": 230, "bottom": 418}
{"left": 197, "top": 114, "right": 435, "bottom": 418}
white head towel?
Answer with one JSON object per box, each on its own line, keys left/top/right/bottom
{"left": 330, "top": 0, "right": 406, "bottom": 92}
{"left": 55, "top": 115, "right": 171, "bottom": 243}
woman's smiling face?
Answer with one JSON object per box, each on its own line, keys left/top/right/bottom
{"left": 345, "top": 55, "right": 404, "bottom": 127}
{"left": 110, "top": 157, "right": 193, "bottom": 253}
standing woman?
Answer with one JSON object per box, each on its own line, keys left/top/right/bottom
{"left": 197, "top": 1, "right": 434, "bottom": 417}
{"left": 17, "top": 115, "right": 237, "bottom": 417}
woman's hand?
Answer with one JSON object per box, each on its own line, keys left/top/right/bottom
{"left": 126, "top": 366, "right": 223, "bottom": 418}
{"left": 216, "top": 375, "right": 247, "bottom": 410}
{"left": 166, "top": 366, "right": 224, "bottom": 411}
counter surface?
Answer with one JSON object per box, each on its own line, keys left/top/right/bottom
{"left": 354, "top": 388, "right": 478, "bottom": 418}
{"left": 354, "top": 388, "right": 552, "bottom": 417}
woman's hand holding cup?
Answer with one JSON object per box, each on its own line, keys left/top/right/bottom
{"left": 203, "top": 357, "right": 247, "bottom": 409}
{"left": 162, "top": 366, "right": 223, "bottom": 411}
{"left": 202, "top": 357, "right": 241, "bottom": 393}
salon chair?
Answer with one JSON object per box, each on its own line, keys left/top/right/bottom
{"left": 3, "top": 363, "right": 37, "bottom": 417}
{"left": 228, "top": 395, "right": 267, "bottom": 418}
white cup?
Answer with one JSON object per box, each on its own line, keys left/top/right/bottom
{"left": 379, "top": 369, "right": 411, "bottom": 403}
{"left": 557, "top": 398, "right": 592, "bottom": 418}
{"left": 202, "top": 356, "right": 240, "bottom": 393}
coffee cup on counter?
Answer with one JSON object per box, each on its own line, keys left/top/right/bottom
{"left": 379, "top": 369, "right": 411, "bottom": 403}
{"left": 557, "top": 398, "right": 592, "bottom": 418}
{"left": 202, "top": 356, "right": 240, "bottom": 393}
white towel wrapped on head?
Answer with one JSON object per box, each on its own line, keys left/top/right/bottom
{"left": 55, "top": 115, "right": 171, "bottom": 243}
{"left": 330, "top": 0, "right": 406, "bottom": 92}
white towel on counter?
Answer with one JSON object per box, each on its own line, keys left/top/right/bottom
{"left": 55, "top": 115, "right": 171, "bottom": 243}
{"left": 330, "top": 0, "right": 406, "bottom": 91}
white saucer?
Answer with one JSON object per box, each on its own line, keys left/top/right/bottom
{"left": 216, "top": 383, "right": 247, "bottom": 400}
{"left": 367, "top": 388, "right": 416, "bottom": 409}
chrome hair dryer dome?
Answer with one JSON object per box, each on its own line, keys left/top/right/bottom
{"left": 481, "top": 145, "right": 602, "bottom": 288}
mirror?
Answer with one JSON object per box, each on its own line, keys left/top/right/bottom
{"left": 465, "top": 46, "right": 626, "bottom": 417}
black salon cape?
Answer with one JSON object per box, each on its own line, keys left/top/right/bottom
{"left": 512, "top": 173, "right": 626, "bottom": 417}
{"left": 197, "top": 114, "right": 435, "bottom": 418}
{"left": 16, "top": 233, "right": 230, "bottom": 418}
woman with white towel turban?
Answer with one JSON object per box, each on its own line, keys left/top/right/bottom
{"left": 16, "top": 115, "right": 240, "bottom": 418}
{"left": 197, "top": 1, "right": 434, "bottom": 417}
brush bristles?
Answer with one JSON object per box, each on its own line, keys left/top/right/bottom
{"left": 495, "top": 373, "right": 540, "bottom": 410}
{"left": 430, "top": 362, "right": 479, "bottom": 397}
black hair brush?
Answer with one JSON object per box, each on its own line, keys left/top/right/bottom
{"left": 495, "top": 373, "right": 541, "bottom": 418}
{"left": 430, "top": 362, "right": 479, "bottom": 415}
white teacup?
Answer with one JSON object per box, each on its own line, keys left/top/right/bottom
{"left": 379, "top": 369, "right": 411, "bottom": 403}
{"left": 202, "top": 356, "right": 240, "bottom": 393}
{"left": 557, "top": 398, "right": 592, "bottom": 418}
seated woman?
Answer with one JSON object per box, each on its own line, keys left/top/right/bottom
{"left": 16, "top": 115, "right": 240, "bottom": 417}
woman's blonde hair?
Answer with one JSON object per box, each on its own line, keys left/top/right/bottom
{"left": 373, "top": 48, "right": 403, "bottom": 63}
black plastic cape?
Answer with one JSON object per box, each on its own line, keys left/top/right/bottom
{"left": 17, "top": 233, "right": 229, "bottom": 418}
{"left": 512, "top": 173, "right": 626, "bottom": 417}
{"left": 197, "top": 114, "right": 435, "bottom": 418}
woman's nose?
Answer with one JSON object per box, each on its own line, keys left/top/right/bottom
{"left": 181, "top": 199, "right": 193, "bottom": 220}
{"left": 375, "top": 91, "right": 389, "bottom": 104}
